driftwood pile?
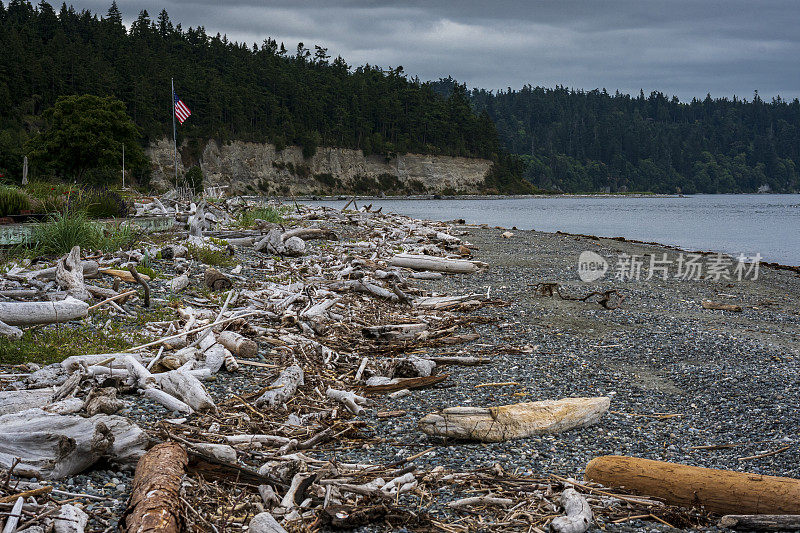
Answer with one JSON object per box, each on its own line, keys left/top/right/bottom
{"left": 0, "top": 197, "right": 796, "bottom": 532}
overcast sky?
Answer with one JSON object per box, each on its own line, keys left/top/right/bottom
{"left": 68, "top": 0, "right": 800, "bottom": 101}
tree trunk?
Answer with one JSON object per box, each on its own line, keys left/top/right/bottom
{"left": 121, "top": 442, "right": 187, "bottom": 533}
{"left": 388, "top": 253, "right": 483, "bottom": 273}
{"left": 584, "top": 456, "right": 800, "bottom": 515}
{"left": 56, "top": 246, "right": 90, "bottom": 301}
{"left": 418, "top": 397, "right": 610, "bottom": 442}
{"left": 217, "top": 331, "right": 258, "bottom": 358}
{"left": 0, "top": 297, "right": 89, "bottom": 326}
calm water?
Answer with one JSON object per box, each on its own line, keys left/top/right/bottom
{"left": 306, "top": 194, "right": 800, "bottom": 265}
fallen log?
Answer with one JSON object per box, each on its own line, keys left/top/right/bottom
{"left": 718, "top": 515, "right": 800, "bottom": 530}
{"left": 418, "top": 397, "right": 610, "bottom": 442}
{"left": 256, "top": 364, "right": 304, "bottom": 408}
{"left": 100, "top": 268, "right": 151, "bottom": 283}
{"left": 0, "top": 296, "right": 88, "bottom": 326}
{"left": 584, "top": 455, "right": 800, "bottom": 515}
{"left": 157, "top": 369, "right": 216, "bottom": 412}
{"left": 217, "top": 330, "right": 258, "bottom": 358}
{"left": 362, "top": 323, "right": 428, "bottom": 341}
{"left": 25, "top": 260, "right": 99, "bottom": 281}
{"left": 702, "top": 300, "right": 743, "bottom": 312}
{"left": 280, "top": 227, "right": 338, "bottom": 242}
{"left": 388, "top": 253, "right": 483, "bottom": 274}
{"left": 0, "top": 389, "right": 53, "bottom": 416}
{"left": 120, "top": 442, "right": 187, "bottom": 533}
{"left": 205, "top": 267, "right": 233, "bottom": 291}
{"left": 0, "top": 318, "right": 22, "bottom": 339}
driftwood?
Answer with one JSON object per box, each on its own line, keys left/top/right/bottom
{"left": 550, "top": 488, "right": 593, "bottom": 533}
{"left": 363, "top": 374, "right": 447, "bottom": 395}
{"left": 157, "top": 369, "right": 216, "bottom": 412}
{"left": 0, "top": 409, "right": 147, "bottom": 479}
{"left": 100, "top": 268, "right": 151, "bottom": 283}
{"left": 54, "top": 504, "right": 89, "bottom": 533}
{"left": 256, "top": 365, "right": 304, "bottom": 408}
{"left": 362, "top": 323, "right": 428, "bottom": 341}
{"left": 26, "top": 260, "right": 99, "bottom": 281}
{"left": 205, "top": 267, "right": 232, "bottom": 291}
{"left": 283, "top": 236, "right": 305, "bottom": 257}
{"left": 217, "top": 330, "right": 258, "bottom": 358}
{"left": 0, "top": 389, "right": 53, "bottom": 416}
{"left": 0, "top": 297, "right": 88, "bottom": 326}
{"left": 418, "top": 397, "right": 611, "bottom": 442}
{"left": 249, "top": 512, "right": 288, "bottom": 533}
{"left": 584, "top": 455, "right": 800, "bottom": 515}
{"left": 718, "top": 515, "right": 800, "bottom": 530}
{"left": 55, "top": 246, "right": 90, "bottom": 301}
{"left": 281, "top": 227, "right": 338, "bottom": 242}
{"left": 0, "top": 318, "right": 22, "bottom": 339}
{"left": 702, "top": 300, "right": 743, "bottom": 312}
{"left": 326, "top": 388, "right": 369, "bottom": 415}
{"left": 121, "top": 442, "right": 187, "bottom": 533}
{"left": 388, "top": 253, "right": 484, "bottom": 274}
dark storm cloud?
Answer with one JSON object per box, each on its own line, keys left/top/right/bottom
{"left": 68, "top": 0, "right": 800, "bottom": 99}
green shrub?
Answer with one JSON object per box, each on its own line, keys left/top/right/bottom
{"left": 75, "top": 187, "right": 129, "bottom": 218}
{"left": 27, "top": 213, "right": 139, "bottom": 256}
{"left": 187, "top": 243, "right": 235, "bottom": 267}
{"left": 235, "top": 205, "right": 288, "bottom": 227}
{"left": 0, "top": 186, "right": 31, "bottom": 216}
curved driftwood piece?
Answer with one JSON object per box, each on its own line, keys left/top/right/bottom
{"left": 256, "top": 364, "right": 304, "bottom": 408}
{"left": 718, "top": 515, "right": 800, "bottom": 530}
{"left": 0, "top": 296, "right": 89, "bottom": 326}
{"left": 217, "top": 330, "right": 258, "bottom": 358}
{"left": 326, "top": 388, "right": 369, "bottom": 415}
{"left": 388, "top": 253, "right": 482, "bottom": 274}
{"left": 418, "top": 397, "right": 610, "bottom": 442}
{"left": 550, "top": 488, "right": 593, "bottom": 533}
{"left": 585, "top": 456, "right": 800, "bottom": 515}
{"left": 121, "top": 442, "right": 187, "bottom": 533}
{"left": 56, "top": 246, "right": 90, "bottom": 301}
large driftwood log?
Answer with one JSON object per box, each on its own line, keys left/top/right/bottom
{"left": 256, "top": 365, "right": 304, "bottom": 408}
{"left": 418, "top": 397, "right": 610, "bottom": 442}
{"left": 0, "top": 297, "right": 88, "bottom": 326}
{"left": 550, "top": 488, "right": 593, "bottom": 533}
{"left": 121, "top": 442, "right": 187, "bottom": 533}
{"left": 718, "top": 515, "right": 800, "bottom": 530}
{"left": 0, "top": 389, "right": 53, "bottom": 416}
{"left": 0, "top": 408, "right": 147, "bottom": 479}
{"left": 249, "top": 512, "right": 288, "bottom": 533}
{"left": 55, "top": 246, "right": 90, "bottom": 301}
{"left": 584, "top": 456, "right": 800, "bottom": 515}
{"left": 217, "top": 330, "right": 258, "bottom": 358}
{"left": 0, "top": 318, "right": 22, "bottom": 339}
{"left": 280, "top": 227, "right": 338, "bottom": 242}
{"left": 362, "top": 323, "right": 428, "bottom": 341}
{"left": 388, "top": 253, "right": 483, "bottom": 274}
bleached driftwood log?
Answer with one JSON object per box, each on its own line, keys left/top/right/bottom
{"left": 256, "top": 365, "right": 304, "bottom": 408}
{"left": 0, "top": 389, "right": 53, "bottom": 416}
{"left": 388, "top": 253, "right": 484, "bottom": 274}
{"left": 326, "top": 388, "right": 369, "bottom": 415}
{"left": 157, "top": 369, "right": 216, "bottom": 412}
{"left": 0, "top": 318, "right": 22, "bottom": 339}
{"left": 25, "top": 260, "right": 99, "bottom": 281}
{"left": 0, "top": 297, "right": 88, "bottom": 326}
{"left": 393, "top": 356, "right": 435, "bottom": 378}
{"left": 170, "top": 273, "right": 190, "bottom": 292}
{"left": 0, "top": 408, "right": 147, "bottom": 479}
{"left": 121, "top": 442, "right": 187, "bottom": 533}
{"left": 142, "top": 387, "right": 193, "bottom": 415}
{"left": 217, "top": 330, "right": 258, "bottom": 358}
{"left": 550, "top": 488, "right": 593, "bottom": 533}
{"left": 61, "top": 353, "right": 138, "bottom": 374}
{"left": 448, "top": 495, "right": 514, "bottom": 508}
{"left": 584, "top": 455, "right": 800, "bottom": 515}
{"left": 189, "top": 443, "right": 237, "bottom": 463}
{"left": 55, "top": 246, "right": 90, "bottom": 301}
{"left": 203, "top": 343, "right": 230, "bottom": 373}
{"left": 280, "top": 227, "right": 337, "bottom": 242}
{"left": 418, "top": 397, "right": 610, "bottom": 442}
{"left": 2, "top": 496, "right": 23, "bottom": 533}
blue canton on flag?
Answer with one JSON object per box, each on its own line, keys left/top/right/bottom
{"left": 174, "top": 93, "right": 191, "bottom": 124}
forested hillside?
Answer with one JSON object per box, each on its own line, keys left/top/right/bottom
{"left": 463, "top": 83, "right": 800, "bottom": 193}
{"left": 1, "top": 1, "right": 534, "bottom": 191}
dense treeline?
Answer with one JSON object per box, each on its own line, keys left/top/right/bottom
{"left": 0, "top": 1, "right": 521, "bottom": 189}
{"left": 461, "top": 82, "right": 800, "bottom": 193}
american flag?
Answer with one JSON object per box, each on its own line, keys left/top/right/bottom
{"left": 174, "top": 93, "right": 191, "bottom": 124}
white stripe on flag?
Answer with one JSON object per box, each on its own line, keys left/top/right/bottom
{"left": 175, "top": 101, "right": 191, "bottom": 123}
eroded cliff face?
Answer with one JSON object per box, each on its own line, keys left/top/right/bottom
{"left": 146, "top": 138, "right": 492, "bottom": 195}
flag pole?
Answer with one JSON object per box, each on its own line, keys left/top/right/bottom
{"left": 171, "top": 77, "right": 178, "bottom": 187}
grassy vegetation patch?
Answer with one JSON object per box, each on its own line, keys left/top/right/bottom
{"left": 25, "top": 212, "right": 139, "bottom": 256}
{"left": 235, "top": 205, "right": 289, "bottom": 227}
{"left": 187, "top": 243, "right": 236, "bottom": 267}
